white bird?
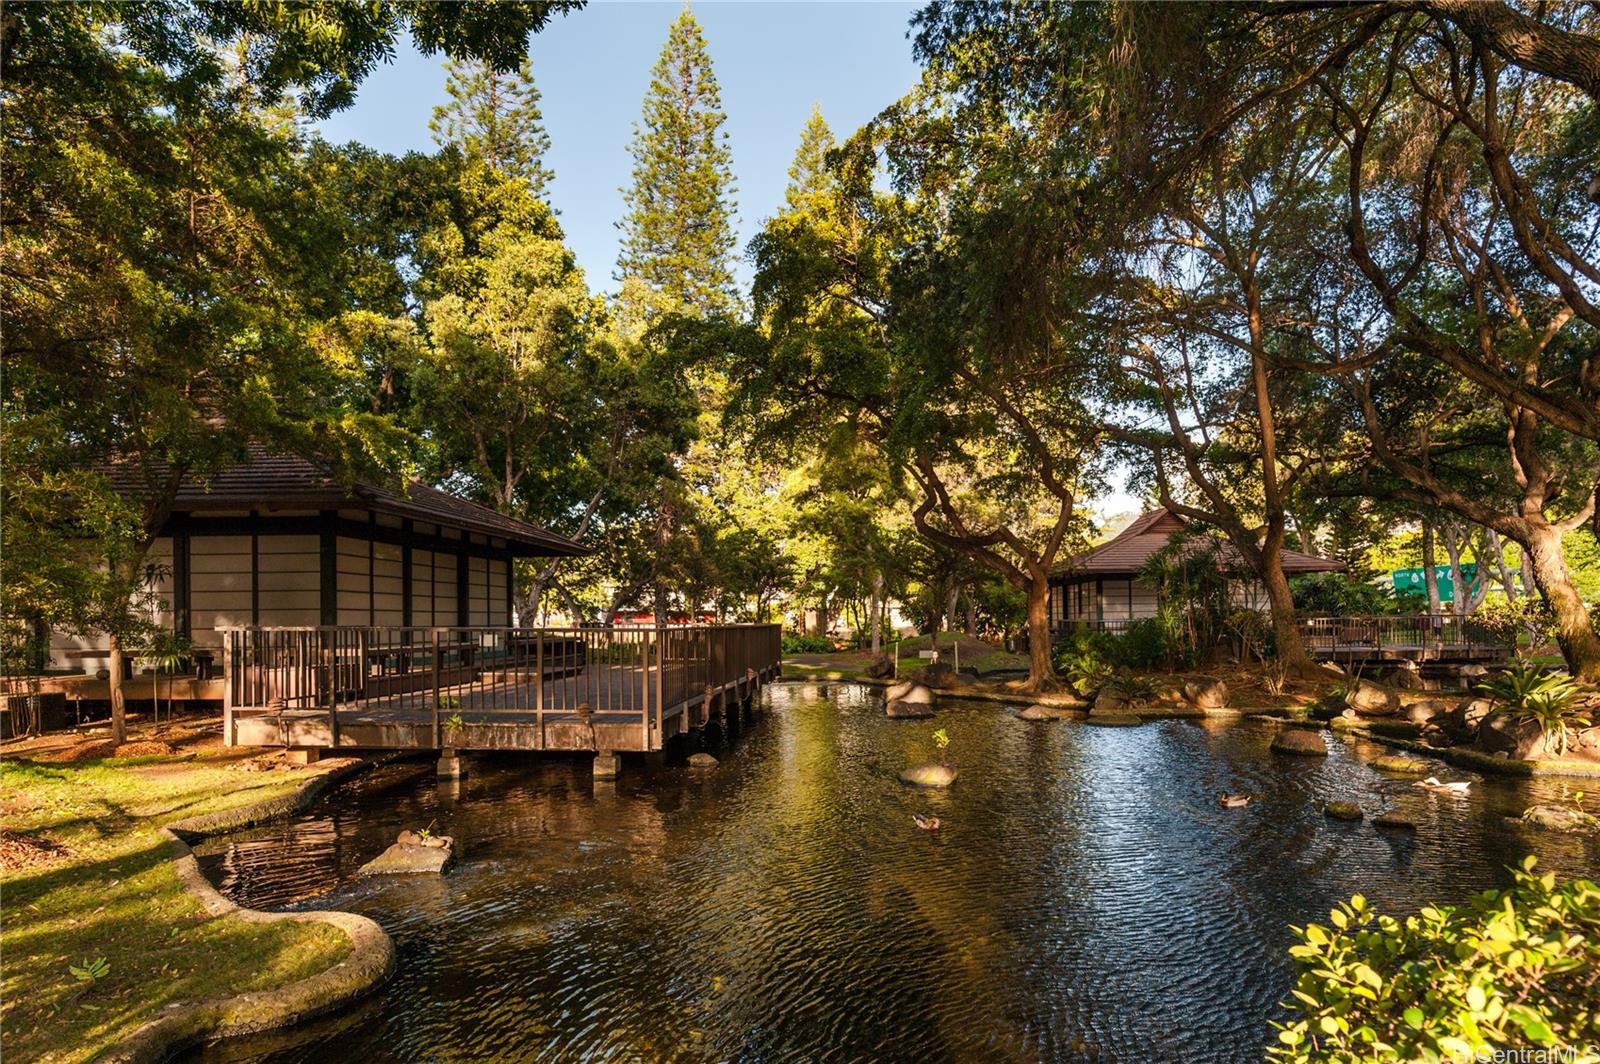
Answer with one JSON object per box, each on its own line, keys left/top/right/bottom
{"left": 1416, "top": 776, "right": 1471, "bottom": 796}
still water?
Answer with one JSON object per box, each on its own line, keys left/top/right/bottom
{"left": 190, "top": 683, "right": 1598, "bottom": 1063}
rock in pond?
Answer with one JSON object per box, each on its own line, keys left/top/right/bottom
{"left": 1083, "top": 714, "right": 1142, "bottom": 727}
{"left": 1374, "top": 811, "right": 1417, "bottom": 831}
{"left": 1270, "top": 727, "right": 1329, "bottom": 757}
{"left": 911, "top": 662, "right": 958, "bottom": 690}
{"left": 1091, "top": 689, "right": 1128, "bottom": 715}
{"left": 360, "top": 831, "right": 454, "bottom": 876}
{"left": 1183, "top": 678, "right": 1229, "bottom": 710}
{"left": 886, "top": 683, "right": 936, "bottom": 719}
{"left": 688, "top": 752, "right": 719, "bottom": 769}
{"left": 1324, "top": 801, "right": 1363, "bottom": 822}
{"left": 1372, "top": 754, "right": 1431, "bottom": 775}
{"left": 898, "top": 762, "right": 958, "bottom": 788}
{"left": 1016, "top": 703, "right": 1072, "bottom": 721}
{"left": 1403, "top": 699, "right": 1451, "bottom": 724}
{"left": 1346, "top": 679, "right": 1400, "bottom": 716}
{"left": 865, "top": 655, "right": 895, "bottom": 680}
{"left": 1519, "top": 804, "right": 1599, "bottom": 834}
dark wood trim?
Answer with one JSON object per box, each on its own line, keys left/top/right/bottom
{"left": 250, "top": 517, "right": 260, "bottom": 626}
{"left": 456, "top": 551, "right": 469, "bottom": 627}
{"left": 171, "top": 513, "right": 191, "bottom": 639}
{"left": 368, "top": 512, "right": 376, "bottom": 626}
{"left": 165, "top": 514, "right": 519, "bottom": 562}
{"left": 505, "top": 557, "right": 515, "bottom": 625}
{"left": 1094, "top": 577, "right": 1104, "bottom": 622}
{"left": 401, "top": 519, "right": 414, "bottom": 628}
{"left": 319, "top": 510, "right": 337, "bottom": 627}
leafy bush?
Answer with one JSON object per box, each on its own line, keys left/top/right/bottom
{"left": 1052, "top": 628, "right": 1117, "bottom": 694}
{"left": 1479, "top": 663, "right": 1593, "bottom": 757}
{"left": 1291, "top": 571, "right": 1416, "bottom": 615}
{"left": 781, "top": 633, "right": 835, "bottom": 655}
{"left": 1117, "top": 617, "right": 1174, "bottom": 670}
{"left": 1270, "top": 858, "right": 1600, "bottom": 1061}
{"left": 1472, "top": 597, "right": 1558, "bottom": 646}
{"left": 1103, "top": 672, "right": 1160, "bottom": 706}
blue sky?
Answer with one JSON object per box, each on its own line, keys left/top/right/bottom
{"left": 319, "top": 1, "right": 923, "bottom": 290}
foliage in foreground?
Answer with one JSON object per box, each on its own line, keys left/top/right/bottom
{"left": 1271, "top": 859, "right": 1600, "bottom": 1062}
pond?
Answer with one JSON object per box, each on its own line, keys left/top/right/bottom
{"left": 189, "top": 683, "right": 1599, "bottom": 1063}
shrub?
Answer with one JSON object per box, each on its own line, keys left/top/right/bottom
{"left": 1052, "top": 629, "right": 1117, "bottom": 694}
{"left": 1479, "top": 663, "right": 1593, "bottom": 757}
{"left": 781, "top": 633, "right": 835, "bottom": 655}
{"left": 1116, "top": 617, "right": 1174, "bottom": 670}
{"left": 1473, "top": 596, "right": 1558, "bottom": 646}
{"left": 1270, "top": 858, "right": 1600, "bottom": 1062}
{"left": 1103, "top": 672, "right": 1160, "bottom": 706}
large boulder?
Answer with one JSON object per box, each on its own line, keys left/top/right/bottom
{"left": 1477, "top": 713, "right": 1547, "bottom": 760}
{"left": 912, "top": 662, "right": 958, "bottom": 690}
{"left": 1391, "top": 662, "right": 1426, "bottom": 691}
{"left": 1017, "top": 703, "right": 1072, "bottom": 721}
{"left": 1403, "top": 699, "right": 1451, "bottom": 724}
{"left": 688, "top": 752, "right": 719, "bottom": 769}
{"left": 884, "top": 680, "right": 916, "bottom": 702}
{"left": 1446, "top": 698, "right": 1495, "bottom": 740}
{"left": 360, "top": 831, "right": 454, "bottom": 876}
{"left": 1183, "top": 678, "right": 1229, "bottom": 710}
{"left": 1271, "top": 727, "right": 1329, "bottom": 757}
{"left": 898, "top": 762, "right": 958, "bottom": 788}
{"left": 1346, "top": 680, "right": 1400, "bottom": 716}
{"left": 887, "top": 683, "right": 937, "bottom": 719}
{"left": 865, "top": 655, "right": 895, "bottom": 680}
{"left": 1092, "top": 688, "right": 1128, "bottom": 715}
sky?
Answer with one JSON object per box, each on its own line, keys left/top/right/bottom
{"left": 318, "top": 1, "right": 923, "bottom": 290}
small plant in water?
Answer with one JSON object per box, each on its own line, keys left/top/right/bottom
{"left": 931, "top": 727, "right": 950, "bottom": 764}
{"left": 1104, "top": 673, "right": 1160, "bottom": 707}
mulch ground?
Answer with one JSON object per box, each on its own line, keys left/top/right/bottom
{"left": 0, "top": 829, "right": 74, "bottom": 873}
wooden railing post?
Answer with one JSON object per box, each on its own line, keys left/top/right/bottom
{"left": 431, "top": 629, "right": 442, "bottom": 749}
{"left": 322, "top": 628, "right": 339, "bottom": 747}
{"left": 653, "top": 627, "right": 665, "bottom": 739}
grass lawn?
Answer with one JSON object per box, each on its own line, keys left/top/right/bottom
{"left": 784, "top": 633, "right": 1029, "bottom": 681}
{"left": 1, "top": 721, "right": 352, "bottom": 1063}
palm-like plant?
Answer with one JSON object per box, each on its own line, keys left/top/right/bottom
{"left": 1480, "top": 664, "right": 1592, "bottom": 758}
{"left": 139, "top": 631, "right": 191, "bottom": 728}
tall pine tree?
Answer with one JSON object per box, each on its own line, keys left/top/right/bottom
{"left": 431, "top": 57, "right": 553, "bottom": 199}
{"left": 785, "top": 104, "right": 834, "bottom": 209}
{"left": 615, "top": 8, "right": 738, "bottom": 318}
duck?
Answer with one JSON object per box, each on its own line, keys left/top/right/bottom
{"left": 912, "top": 813, "right": 941, "bottom": 832}
{"left": 1218, "top": 793, "right": 1253, "bottom": 809}
{"left": 1416, "top": 776, "right": 1471, "bottom": 796}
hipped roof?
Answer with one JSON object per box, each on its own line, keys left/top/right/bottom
{"left": 110, "top": 447, "right": 587, "bottom": 558}
{"left": 1054, "top": 508, "right": 1344, "bottom": 579}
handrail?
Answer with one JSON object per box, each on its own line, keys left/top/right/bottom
{"left": 222, "top": 624, "right": 782, "bottom": 752}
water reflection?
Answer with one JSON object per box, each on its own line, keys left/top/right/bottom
{"left": 190, "top": 683, "right": 1598, "bottom": 1063}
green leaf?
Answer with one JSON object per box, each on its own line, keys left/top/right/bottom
{"left": 1403, "top": 1007, "right": 1424, "bottom": 1029}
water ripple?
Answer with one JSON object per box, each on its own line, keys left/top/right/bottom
{"left": 189, "top": 685, "right": 1599, "bottom": 1063}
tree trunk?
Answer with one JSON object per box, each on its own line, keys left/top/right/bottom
{"left": 1486, "top": 529, "right": 1517, "bottom": 600}
{"left": 108, "top": 634, "right": 127, "bottom": 744}
{"left": 964, "top": 593, "right": 977, "bottom": 636}
{"left": 869, "top": 572, "right": 884, "bottom": 656}
{"left": 1421, "top": 521, "right": 1442, "bottom": 615}
{"left": 1521, "top": 521, "right": 1600, "bottom": 681}
{"left": 1023, "top": 575, "right": 1057, "bottom": 692}
{"left": 1258, "top": 519, "right": 1318, "bottom": 676}
{"left": 944, "top": 583, "right": 959, "bottom": 643}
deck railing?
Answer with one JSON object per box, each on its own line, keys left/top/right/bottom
{"left": 1296, "top": 614, "right": 1512, "bottom": 658}
{"left": 223, "top": 624, "right": 782, "bottom": 747}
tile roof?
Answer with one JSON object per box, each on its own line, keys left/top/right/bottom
{"left": 112, "top": 447, "right": 587, "bottom": 557}
{"left": 1054, "top": 507, "right": 1344, "bottom": 578}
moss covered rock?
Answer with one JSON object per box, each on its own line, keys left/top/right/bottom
{"left": 1324, "top": 801, "right": 1363, "bottom": 822}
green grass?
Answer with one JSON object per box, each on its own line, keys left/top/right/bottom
{"left": 1, "top": 751, "right": 351, "bottom": 1062}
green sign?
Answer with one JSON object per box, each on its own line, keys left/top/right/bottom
{"left": 1390, "top": 564, "right": 1483, "bottom": 604}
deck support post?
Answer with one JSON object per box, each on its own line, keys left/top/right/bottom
{"left": 592, "top": 750, "right": 621, "bottom": 780}
{"left": 437, "top": 748, "right": 465, "bottom": 779}
{"left": 285, "top": 747, "right": 321, "bottom": 766}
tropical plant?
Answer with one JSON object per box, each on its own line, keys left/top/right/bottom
{"left": 1270, "top": 858, "right": 1600, "bottom": 1061}
{"left": 931, "top": 727, "right": 950, "bottom": 764}
{"left": 139, "top": 629, "right": 192, "bottom": 728}
{"left": 1052, "top": 629, "right": 1116, "bottom": 695}
{"left": 68, "top": 956, "right": 109, "bottom": 984}
{"left": 437, "top": 696, "right": 463, "bottom": 711}
{"left": 1138, "top": 534, "right": 1232, "bottom": 669}
{"left": 444, "top": 713, "right": 466, "bottom": 737}
{"left": 1103, "top": 673, "right": 1160, "bottom": 708}
{"left": 1479, "top": 664, "right": 1592, "bottom": 756}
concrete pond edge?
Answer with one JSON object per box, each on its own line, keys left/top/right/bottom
{"left": 106, "top": 756, "right": 398, "bottom": 1064}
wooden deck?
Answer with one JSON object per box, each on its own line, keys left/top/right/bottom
{"left": 1296, "top": 615, "right": 1514, "bottom": 663}
{"left": 224, "top": 624, "right": 782, "bottom": 755}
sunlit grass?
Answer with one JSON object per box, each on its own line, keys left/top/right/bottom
{"left": 1, "top": 751, "right": 350, "bottom": 1062}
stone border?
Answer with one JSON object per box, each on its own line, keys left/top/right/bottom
{"left": 106, "top": 756, "right": 398, "bottom": 1064}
